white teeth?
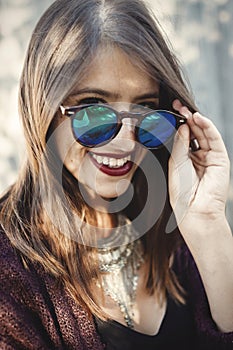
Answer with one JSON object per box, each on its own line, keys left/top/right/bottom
{"left": 91, "top": 154, "right": 131, "bottom": 168}
{"left": 109, "top": 158, "right": 117, "bottom": 167}
{"left": 103, "top": 157, "right": 109, "bottom": 165}
{"left": 96, "top": 156, "right": 103, "bottom": 164}
{"left": 117, "top": 159, "right": 124, "bottom": 167}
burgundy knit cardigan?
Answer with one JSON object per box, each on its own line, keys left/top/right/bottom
{"left": 0, "top": 228, "right": 233, "bottom": 350}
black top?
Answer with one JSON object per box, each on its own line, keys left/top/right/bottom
{"left": 95, "top": 293, "right": 197, "bottom": 350}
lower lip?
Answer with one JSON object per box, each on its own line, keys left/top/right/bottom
{"left": 89, "top": 154, "right": 133, "bottom": 176}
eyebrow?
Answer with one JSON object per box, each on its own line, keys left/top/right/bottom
{"left": 70, "top": 88, "right": 159, "bottom": 100}
{"left": 134, "top": 92, "right": 160, "bottom": 100}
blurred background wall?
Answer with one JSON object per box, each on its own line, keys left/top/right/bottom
{"left": 0, "top": 0, "right": 233, "bottom": 227}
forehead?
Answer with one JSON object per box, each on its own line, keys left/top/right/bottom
{"left": 75, "top": 46, "right": 159, "bottom": 96}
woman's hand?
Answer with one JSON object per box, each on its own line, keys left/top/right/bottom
{"left": 169, "top": 100, "right": 233, "bottom": 332}
{"left": 169, "top": 99, "right": 230, "bottom": 230}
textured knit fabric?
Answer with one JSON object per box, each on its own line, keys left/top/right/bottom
{"left": 0, "top": 227, "right": 233, "bottom": 350}
{"left": 169, "top": 243, "right": 233, "bottom": 350}
{"left": 0, "top": 229, "right": 104, "bottom": 350}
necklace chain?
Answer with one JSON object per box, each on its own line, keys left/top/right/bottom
{"left": 97, "top": 216, "right": 144, "bottom": 329}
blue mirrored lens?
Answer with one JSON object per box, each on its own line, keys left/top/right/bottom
{"left": 138, "top": 111, "right": 177, "bottom": 148}
{"left": 72, "top": 106, "right": 117, "bottom": 147}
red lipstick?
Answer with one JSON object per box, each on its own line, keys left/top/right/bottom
{"left": 89, "top": 153, "right": 133, "bottom": 176}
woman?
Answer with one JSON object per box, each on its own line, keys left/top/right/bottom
{"left": 0, "top": 0, "right": 233, "bottom": 349}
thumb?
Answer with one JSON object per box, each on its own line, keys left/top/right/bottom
{"left": 171, "top": 124, "right": 190, "bottom": 164}
{"left": 168, "top": 124, "right": 194, "bottom": 228}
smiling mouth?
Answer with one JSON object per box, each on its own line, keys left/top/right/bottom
{"left": 89, "top": 152, "right": 133, "bottom": 176}
{"left": 91, "top": 153, "right": 131, "bottom": 168}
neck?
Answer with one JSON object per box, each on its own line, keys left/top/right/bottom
{"left": 94, "top": 211, "right": 118, "bottom": 239}
{"left": 79, "top": 185, "right": 121, "bottom": 238}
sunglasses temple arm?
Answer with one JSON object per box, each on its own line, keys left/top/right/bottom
{"left": 59, "top": 105, "right": 75, "bottom": 117}
{"left": 176, "top": 117, "right": 200, "bottom": 151}
{"left": 60, "top": 105, "right": 66, "bottom": 115}
{"left": 178, "top": 116, "right": 187, "bottom": 125}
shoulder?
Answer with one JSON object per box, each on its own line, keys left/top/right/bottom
{"left": 0, "top": 226, "right": 26, "bottom": 278}
{"left": 0, "top": 227, "right": 105, "bottom": 350}
{"left": 0, "top": 226, "right": 49, "bottom": 313}
{"left": 0, "top": 227, "right": 56, "bottom": 349}
{"left": 0, "top": 227, "right": 34, "bottom": 287}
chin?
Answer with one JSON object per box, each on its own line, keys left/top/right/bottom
{"left": 101, "top": 179, "right": 132, "bottom": 198}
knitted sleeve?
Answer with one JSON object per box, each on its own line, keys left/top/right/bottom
{"left": 0, "top": 229, "right": 104, "bottom": 350}
{"left": 176, "top": 243, "right": 233, "bottom": 350}
{"left": 0, "top": 238, "right": 60, "bottom": 349}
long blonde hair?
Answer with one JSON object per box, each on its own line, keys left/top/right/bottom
{"left": 0, "top": 0, "right": 197, "bottom": 319}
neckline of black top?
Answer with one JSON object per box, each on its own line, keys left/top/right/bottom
{"left": 94, "top": 293, "right": 197, "bottom": 350}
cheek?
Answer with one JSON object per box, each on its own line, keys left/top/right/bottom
{"left": 63, "top": 144, "right": 87, "bottom": 178}
{"left": 53, "top": 118, "right": 88, "bottom": 177}
{"left": 52, "top": 117, "right": 74, "bottom": 158}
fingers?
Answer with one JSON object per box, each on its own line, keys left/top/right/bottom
{"left": 186, "top": 113, "right": 210, "bottom": 151}
{"left": 173, "top": 99, "right": 208, "bottom": 152}
{"left": 192, "top": 112, "right": 226, "bottom": 153}
{"left": 172, "top": 99, "right": 183, "bottom": 111}
{"left": 171, "top": 123, "right": 190, "bottom": 164}
{"left": 172, "top": 100, "right": 226, "bottom": 154}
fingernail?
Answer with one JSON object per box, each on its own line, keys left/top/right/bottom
{"left": 180, "top": 106, "right": 192, "bottom": 119}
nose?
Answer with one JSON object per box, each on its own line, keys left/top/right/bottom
{"left": 101, "top": 114, "right": 137, "bottom": 153}
{"left": 115, "top": 116, "right": 137, "bottom": 141}
{"left": 99, "top": 102, "right": 139, "bottom": 151}
{"left": 121, "top": 116, "right": 137, "bottom": 132}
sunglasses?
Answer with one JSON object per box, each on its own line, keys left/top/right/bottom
{"left": 59, "top": 104, "right": 187, "bottom": 149}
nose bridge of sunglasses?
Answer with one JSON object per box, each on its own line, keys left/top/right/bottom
{"left": 120, "top": 115, "right": 138, "bottom": 131}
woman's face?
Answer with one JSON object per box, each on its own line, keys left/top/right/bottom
{"left": 53, "top": 47, "right": 159, "bottom": 200}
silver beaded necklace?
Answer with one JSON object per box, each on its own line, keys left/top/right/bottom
{"left": 97, "top": 215, "right": 144, "bottom": 329}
